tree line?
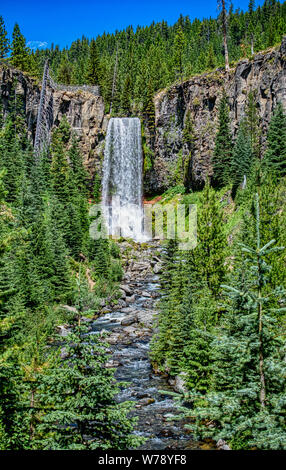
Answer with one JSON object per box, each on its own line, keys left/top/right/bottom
{"left": 1, "top": 1, "right": 286, "bottom": 117}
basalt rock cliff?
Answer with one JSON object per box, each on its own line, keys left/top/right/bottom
{"left": 0, "top": 64, "right": 106, "bottom": 177}
{"left": 146, "top": 38, "right": 286, "bottom": 193}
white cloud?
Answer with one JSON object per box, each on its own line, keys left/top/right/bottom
{"left": 27, "top": 41, "right": 48, "bottom": 50}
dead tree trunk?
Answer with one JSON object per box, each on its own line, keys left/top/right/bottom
{"left": 220, "top": 0, "right": 230, "bottom": 71}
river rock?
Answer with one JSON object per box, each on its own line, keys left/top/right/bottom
{"left": 120, "top": 307, "right": 134, "bottom": 313}
{"left": 123, "top": 325, "right": 137, "bottom": 334}
{"left": 119, "top": 289, "right": 126, "bottom": 299}
{"left": 173, "top": 373, "right": 188, "bottom": 394}
{"left": 121, "top": 314, "right": 137, "bottom": 326}
{"left": 137, "top": 309, "right": 155, "bottom": 327}
{"left": 135, "top": 392, "right": 151, "bottom": 399}
{"left": 141, "top": 291, "right": 152, "bottom": 298}
{"left": 138, "top": 397, "right": 155, "bottom": 406}
{"left": 105, "top": 360, "right": 120, "bottom": 368}
{"left": 105, "top": 333, "right": 121, "bottom": 345}
{"left": 61, "top": 305, "right": 78, "bottom": 314}
{"left": 217, "top": 439, "right": 231, "bottom": 450}
{"left": 120, "top": 284, "right": 132, "bottom": 295}
{"left": 81, "top": 316, "right": 93, "bottom": 323}
{"left": 132, "top": 262, "right": 150, "bottom": 271}
{"left": 56, "top": 325, "right": 71, "bottom": 337}
{"left": 60, "top": 347, "right": 69, "bottom": 359}
{"left": 126, "top": 294, "right": 136, "bottom": 304}
{"left": 101, "top": 307, "right": 112, "bottom": 314}
{"left": 153, "top": 263, "right": 163, "bottom": 274}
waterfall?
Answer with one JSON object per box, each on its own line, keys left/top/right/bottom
{"left": 102, "top": 117, "right": 145, "bottom": 241}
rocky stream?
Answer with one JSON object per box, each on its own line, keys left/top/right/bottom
{"left": 89, "top": 240, "right": 203, "bottom": 450}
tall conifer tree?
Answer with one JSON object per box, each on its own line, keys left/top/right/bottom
{"left": 0, "top": 16, "right": 9, "bottom": 59}
{"left": 212, "top": 91, "right": 232, "bottom": 187}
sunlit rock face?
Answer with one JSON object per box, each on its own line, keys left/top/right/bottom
{"left": 148, "top": 38, "right": 286, "bottom": 193}
{"left": 0, "top": 65, "right": 106, "bottom": 179}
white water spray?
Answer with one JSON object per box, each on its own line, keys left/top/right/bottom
{"left": 102, "top": 117, "right": 146, "bottom": 241}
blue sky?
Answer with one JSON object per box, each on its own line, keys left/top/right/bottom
{"left": 1, "top": 0, "right": 265, "bottom": 49}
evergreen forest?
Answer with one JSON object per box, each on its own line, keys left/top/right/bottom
{"left": 0, "top": 0, "right": 285, "bottom": 453}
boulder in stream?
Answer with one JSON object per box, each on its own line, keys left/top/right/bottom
{"left": 153, "top": 263, "right": 163, "bottom": 274}
{"left": 120, "top": 284, "right": 133, "bottom": 295}
{"left": 121, "top": 314, "right": 137, "bottom": 326}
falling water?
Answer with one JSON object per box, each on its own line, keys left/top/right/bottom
{"left": 102, "top": 117, "right": 145, "bottom": 241}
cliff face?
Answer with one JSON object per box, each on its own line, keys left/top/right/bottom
{"left": 0, "top": 65, "right": 107, "bottom": 177}
{"left": 147, "top": 38, "right": 286, "bottom": 193}
{"left": 1, "top": 38, "right": 286, "bottom": 194}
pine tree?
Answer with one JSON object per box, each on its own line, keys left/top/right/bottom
{"left": 183, "top": 110, "right": 196, "bottom": 190}
{"left": 245, "top": 90, "right": 261, "bottom": 159}
{"left": 120, "top": 74, "right": 132, "bottom": 116}
{"left": 10, "top": 23, "right": 29, "bottom": 71}
{"left": 68, "top": 135, "right": 88, "bottom": 196}
{"left": 243, "top": 174, "right": 286, "bottom": 293}
{"left": 173, "top": 26, "right": 185, "bottom": 82}
{"left": 231, "top": 120, "right": 253, "bottom": 194}
{"left": 206, "top": 44, "right": 217, "bottom": 69}
{"left": 264, "top": 102, "right": 286, "bottom": 178}
{"left": 85, "top": 39, "right": 101, "bottom": 85}
{"left": 181, "top": 285, "right": 216, "bottom": 393}
{"left": 188, "top": 181, "right": 227, "bottom": 295}
{"left": 93, "top": 174, "right": 101, "bottom": 203}
{"left": 0, "top": 16, "right": 9, "bottom": 59}
{"left": 0, "top": 118, "right": 26, "bottom": 204}
{"left": 181, "top": 195, "right": 286, "bottom": 450}
{"left": 143, "top": 79, "right": 156, "bottom": 147}
{"left": 212, "top": 91, "right": 233, "bottom": 187}
{"left": 35, "top": 325, "right": 142, "bottom": 450}
{"left": 163, "top": 259, "right": 189, "bottom": 375}
{"left": 0, "top": 171, "right": 29, "bottom": 450}
{"left": 57, "top": 54, "right": 72, "bottom": 85}
{"left": 150, "top": 239, "right": 180, "bottom": 371}
{"left": 31, "top": 196, "right": 73, "bottom": 303}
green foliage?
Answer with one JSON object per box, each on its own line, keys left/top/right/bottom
{"left": 244, "top": 90, "right": 261, "bottom": 159}
{"left": 151, "top": 183, "right": 227, "bottom": 385}
{"left": 212, "top": 91, "right": 233, "bottom": 187}
{"left": 10, "top": 23, "right": 29, "bottom": 71}
{"left": 0, "top": 16, "right": 9, "bottom": 59}
{"left": 172, "top": 194, "right": 286, "bottom": 450}
{"left": 231, "top": 120, "right": 253, "bottom": 194}
{"left": 34, "top": 325, "right": 141, "bottom": 450}
{"left": 143, "top": 80, "right": 156, "bottom": 144}
{"left": 188, "top": 182, "right": 227, "bottom": 295}
{"left": 57, "top": 54, "right": 73, "bottom": 84}
{"left": 206, "top": 44, "right": 217, "bottom": 69}
{"left": 85, "top": 39, "right": 101, "bottom": 85}
{"left": 0, "top": 95, "right": 128, "bottom": 450}
{"left": 264, "top": 101, "right": 286, "bottom": 178}
{"left": 173, "top": 25, "right": 185, "bottom": 81}
{"left": 121, "top": 74, "right": 132, "bottom": 116}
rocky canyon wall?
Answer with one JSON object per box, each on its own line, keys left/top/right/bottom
{"left": 146, "top": 38, "right": 286, "bottom": 193}
{"left": 0, "top": 64, "right": 107, "bottom": 177}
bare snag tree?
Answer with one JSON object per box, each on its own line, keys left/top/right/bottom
{"left": 218, "top": 0, "right": 230, "bottom": 71}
